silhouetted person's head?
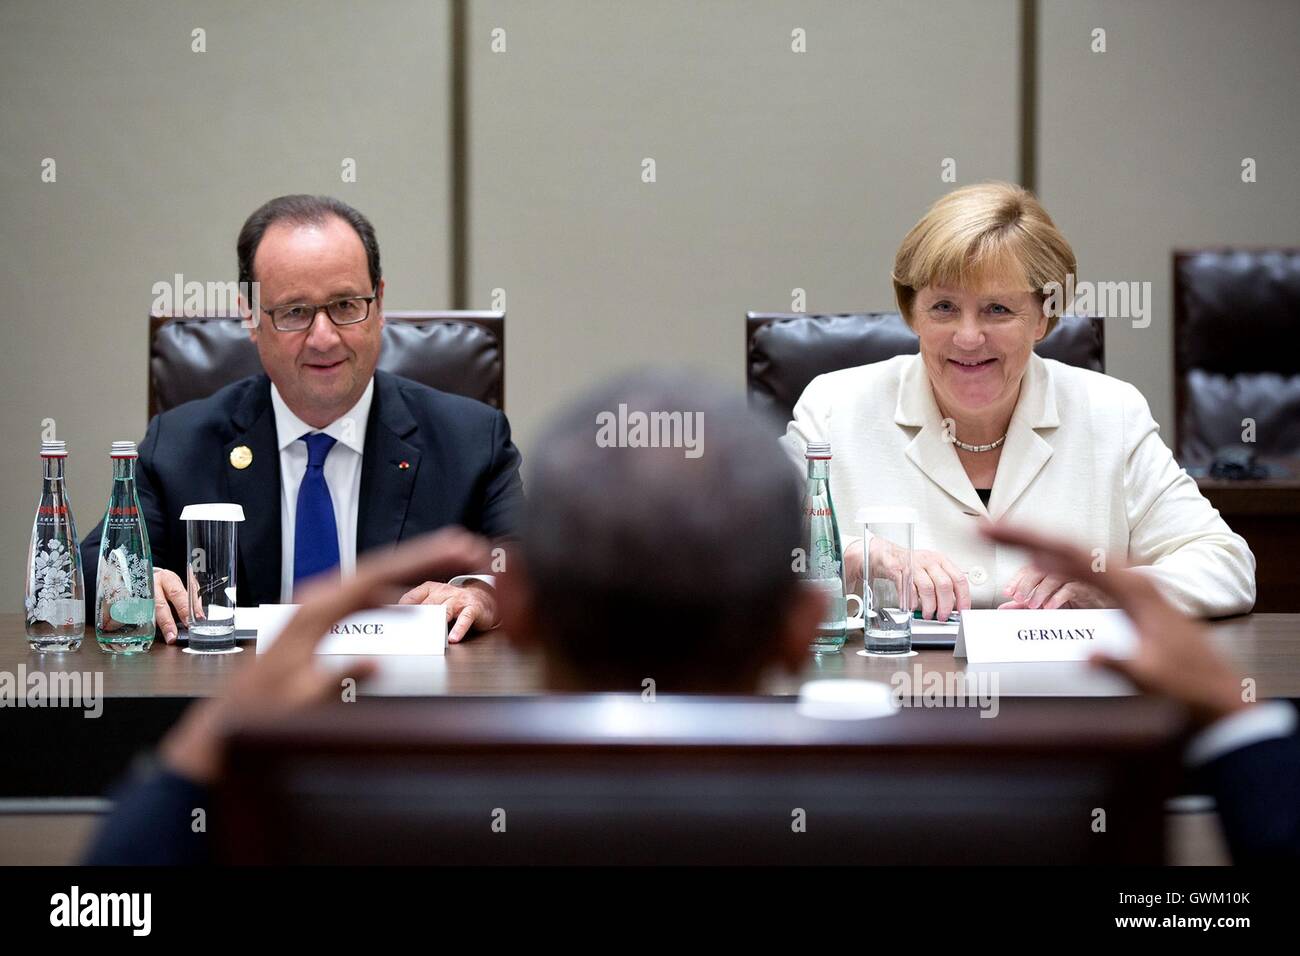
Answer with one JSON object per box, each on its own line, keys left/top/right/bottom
{"left": 500, "top": 371, "right": 821, "bottom": 692}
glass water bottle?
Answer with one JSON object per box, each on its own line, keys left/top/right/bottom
{"left": 801, "top": 441, "right": 847, "bottom": 652}
{"left": 94, "top": 441, "right": 155, "bottom": 653}
{"left": 24, "top": 440, "right": 85, "bottom": 651}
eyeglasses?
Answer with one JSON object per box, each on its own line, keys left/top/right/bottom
{"left": 262, "top": 294, "right": 377, "bottom": 332}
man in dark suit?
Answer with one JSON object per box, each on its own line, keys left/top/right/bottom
{"left": 81, "top": 195, "right": 522, "bottom": 643}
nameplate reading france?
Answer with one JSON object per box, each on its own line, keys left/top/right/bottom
{"left": 954, "top": 609, "right": 1136, "bottom": 663}
{"left": 254, "top": 603, "right": 448, "bottom": 655}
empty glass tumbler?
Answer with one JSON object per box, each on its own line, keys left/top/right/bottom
{"left": 181, "top": 503, "right": 245, "bottom": 652}
{"left": 859, "top": 507, "right": 917, "bottom": 655}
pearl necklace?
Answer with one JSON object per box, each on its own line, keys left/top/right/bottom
{"left": 952, "top": 434, "right": 1007, "bottom": 453}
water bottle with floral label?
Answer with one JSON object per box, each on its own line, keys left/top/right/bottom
{"left": 801, "top": 441, "right": 847, "bottom": 652}
{"left": 95, "top": 441, "right": 155, "bottom": 653}
{"left": 25, "top": 440, "right": 85, "bottom": 651}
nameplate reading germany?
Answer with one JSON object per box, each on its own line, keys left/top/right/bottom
{"left": 255, "top": 604, "right": 448, "bottom": 655}
{"left": 954, "top": 609, "right": 1137, "bottom": 663}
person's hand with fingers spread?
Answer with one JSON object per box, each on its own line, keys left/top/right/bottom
{"left": 998, "top": 563, "right": 1110, "bottom": 611}
{"left": 985, "top": 521, "right": 1300, "bottom": 865}
{"left": 980, "top": 522, "right": 1245, "bottom": 726}
{"left": 153, "top": 568, "right": 191, "bottom": 644}
{"left": 868, "top": 536, "right": 971, "bottom": 621}
{"left": 397, "top": 578, "right": 498, "bottom": 644}
{"left": 160, "top": 527, "right": 493, "bottom": 784}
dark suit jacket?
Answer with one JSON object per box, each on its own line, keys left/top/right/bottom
{"left": 83, "top": 768, "right": 212, "bottom": 866}
{"left": 81, "top": 370, "right": 523, "bottom": 613}
{"left": 1199, "top": 729, "right": 1300, "bottom": 863}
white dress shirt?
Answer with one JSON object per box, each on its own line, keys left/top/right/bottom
{"left": 784, "top": 353, "right": 1257, "bottom": 617}
{"left": 271, "top": 380, "right": 373, "bottom": 603}
{"left": 269, "top": 379, "right": 494, "bottom": 603}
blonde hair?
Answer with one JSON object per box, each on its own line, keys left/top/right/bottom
{"left": 892, "top": 182, "right": 1076, "bottom": 335}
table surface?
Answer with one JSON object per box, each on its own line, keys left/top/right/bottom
{"left": 2, "top": 611, "right": 1296, "bottom": 822}
{"left": 3, "top": 612, "right": 1298, "bottom": 700}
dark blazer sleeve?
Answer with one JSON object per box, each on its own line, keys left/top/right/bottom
{"left": 83, "top": 766, "right": 212, "bottom": 866}
{"left": 477, "top": 407, "right": 525, "bottom": 539}
{"left": 1199, "top": 731, "right": 1300, "bottom": 863}
{"left": 80, "top": 414, "right": 173, "bottom": 624}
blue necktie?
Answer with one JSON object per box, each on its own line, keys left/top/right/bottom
{"left": 293, "top": 432, "right": 340, "bottom": 589}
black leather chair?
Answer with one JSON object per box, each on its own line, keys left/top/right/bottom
{"left": 745, "top": 311, "right": 1104, "bottom": 428}
{"left": 1173, "top": 249, "right": 1300, "bottom": 613}
{"left": 1174, "top": 250, "right": 1300, "bottom": 469}
{"left": 148, "top": 310, "right": 506, "bottom": 418}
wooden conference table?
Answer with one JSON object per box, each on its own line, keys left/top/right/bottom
{"left": 2, "top": 611, "right": 1297, "bottom": 800}
{"left": 1, "top": 612, "right": 1297, "bottom": 864}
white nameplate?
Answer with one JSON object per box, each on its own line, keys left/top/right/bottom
{"left": 254, "top": 603, "right": 447, "bottom": 655}
{"left": 954, "top": 608, "right": 1136, "bottom": 663}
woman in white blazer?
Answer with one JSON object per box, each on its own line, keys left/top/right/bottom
{"left": 784, "top": 183, "right": 1255, "bottom": 620}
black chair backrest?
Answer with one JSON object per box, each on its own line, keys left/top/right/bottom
{"left": 1174, "top": 250, "right": 1300, "bottom": 467}
{"left": 148, "top": 310, "right": 505, "bottom": 418}
{"left": 745, "top": 311, "right": 1104, "bottom": 428}
{"left": 218, "top": 695, "right": 1183, "bottom": 865}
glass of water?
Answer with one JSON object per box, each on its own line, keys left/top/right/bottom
{"left": 858, "top": 507, "right": 917, "bottom": 655}
{"left": 181, "top": 503, "right": 245, "bottom": 653}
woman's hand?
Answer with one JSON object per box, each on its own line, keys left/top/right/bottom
{"left": 843, "top": 539, "right": 865, "bottom": 594}
{"left": 999, "top": 565, "right": 1110, "bottom": 610}
{"left": 867, "top": 536, "right": 971, "bottom": 621}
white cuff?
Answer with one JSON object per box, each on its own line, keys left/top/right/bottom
{"left": 1186, "top": 701, "right": 1297, "bottom": 767}
{"left": 448, "top": 574, "right": 496, "bottom": 590}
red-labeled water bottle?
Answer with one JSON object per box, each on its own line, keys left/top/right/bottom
{"left": 94, "top": 441, "right": 155, "bottom": 654}
{"left": 24, "top": 440, "right": 86, "bottom": 651}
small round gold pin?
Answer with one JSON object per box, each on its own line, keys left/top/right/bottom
{"left": 230, "top": 445, "right": 253, "bottom": 469}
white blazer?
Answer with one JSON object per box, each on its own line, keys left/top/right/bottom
{"left": 784, "top": 353, "right": 1256, "bottom": 617}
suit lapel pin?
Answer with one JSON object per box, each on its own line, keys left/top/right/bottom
{"left": 230, "top": 445, "right": 253, "bottom": 470}
{"left": 398, "top": 460, "right": 410, "bottom": 470}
